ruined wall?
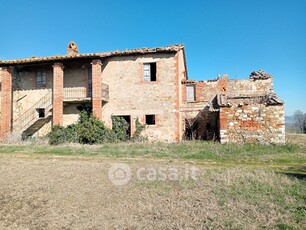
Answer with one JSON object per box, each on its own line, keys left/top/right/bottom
{"left": 180, "top": 76, "right": 227, "bottom": 140}
{"left": 219, "top": 104, "right": 285, "bottom": 143}
{"left": 101, "top": 52, "right": 185, "bottom": 142}
{"left": 182, "top": 75, "right": 274, "bottom": 103}
{"left": 227, "top": 78, "right": 273, "bottom": 96}
{"left": 181, "top": 73, "right": 284, "bottom": 143}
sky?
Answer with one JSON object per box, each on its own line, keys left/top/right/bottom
{"left": 0, "top": 0, "right": 305, "bottom": 115}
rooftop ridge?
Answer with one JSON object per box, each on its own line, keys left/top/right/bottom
{"left": 0, "top": 44, "right": 184, "bottom": 65}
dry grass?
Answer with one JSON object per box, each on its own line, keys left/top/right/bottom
{"left": 0, "top": 154, "right": 305, "bottom": 229}
{"left": 286, "top": 133, "right": 306, "bottom": 146}
{"left": 0, "top": 137, "right": 305, "bottom": 229}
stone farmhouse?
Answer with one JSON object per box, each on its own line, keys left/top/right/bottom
{"left": 0, "top": 42, "right": 285, "bottom": 143}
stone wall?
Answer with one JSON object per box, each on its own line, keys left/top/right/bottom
{"left": 63, "top": 104, "right": 80, "bottom": 127}
{"left": 12, "top": 69, "right": 52, "bottom": 122}
{"left": 219, "top": 103, "right": 285, "bottom": 143}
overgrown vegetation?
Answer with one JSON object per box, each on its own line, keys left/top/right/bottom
{"left": 48, "top": 111, "right": 146, "bottom": 145}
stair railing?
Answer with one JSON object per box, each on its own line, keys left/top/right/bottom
{"left": 13, "top": 90, "right": 52, "bottom": 132}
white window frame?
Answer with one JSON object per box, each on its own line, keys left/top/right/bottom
{"left": 186, "top": 84, "right": 195, "bottom": 102}
{"left": 143, "top": 63, "right": 151, "bottom": 82}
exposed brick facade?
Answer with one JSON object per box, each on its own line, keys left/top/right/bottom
{"left": 91, "top": 59, "right": 102, "bottom": 120}
{"left": 182, "top": 73, "right": 285, "bottom": 144}
{"left": 52, "top": 63, "right": 64, "bottom": 126}
{"left": 0, "top": 67, "right": 12, "bottom": 141}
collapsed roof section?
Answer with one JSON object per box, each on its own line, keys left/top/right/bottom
{"left": 217, "top": 93, "right": 284, "bottom": 107}
{"left": 249, "top": 70, "right": 273, "bottom": 80}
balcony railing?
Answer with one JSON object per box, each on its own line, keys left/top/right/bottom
{"left": 63, "top": 83, "right": 109, "bottom": 102}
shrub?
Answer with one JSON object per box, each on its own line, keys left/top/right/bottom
{"left": 111, "top": 116, "right": 129, "bottom": 141}
{"left": 48, "top": 126, "right": 68, "bottom": 145}
{"left": 47, "top": 111, "right": 146, "bottom": 145}
{"left": 132, "top": 117, "right": 147, "bottom": 142}
{"left": 78, "top": 114, "right": 111, "bottom": 144}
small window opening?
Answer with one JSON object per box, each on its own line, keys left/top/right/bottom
{"left": 143, "top": 63, "right": 156, "bottom": 82}
{"left": 37, "top": 108, "right": 45, "bottom": 118}
{"left": 145, "top": 114, "right": 156, "bottom": 125}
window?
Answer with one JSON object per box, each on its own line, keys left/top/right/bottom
{"left": 37, "top": 108, "right": 45, "bottom": 118}
{"left": 87, "top": 67, "right": 92, "bottom": 97}
{"left": 145, "top": 114, "right": 156, "bottom": 125}
{"left": 36, "top": 70, "right": 46, "bottom": 88}
{"left": 143, "top": 63, "right": 156, "bottom": 82}
{"left": 186, "top": 84, "right": 195, "bottom": 102}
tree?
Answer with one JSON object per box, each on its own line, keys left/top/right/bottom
{"left": 293, "top": 110, "right": 306, "bottom": 133}
{"left": 304, "top": 113, "right": 306, "bottom": 133}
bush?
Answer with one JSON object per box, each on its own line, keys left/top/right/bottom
{"left": 48, "top": 126, "right": 68, "bottom": 145}
{"left": 47, "top": 111, "right": 146, "bottom": 145}
{"left": 78, "top": 114, "right": 111, "bottom": 144}
{"left": 111, "top": 116, "right": 129, "bottom": 141}
{"left": 132, "top": 117, "right": 147, "bottom": 142}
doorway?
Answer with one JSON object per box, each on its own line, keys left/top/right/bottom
{"left": 112, "top": 115, "right": 131, "bottom": 139}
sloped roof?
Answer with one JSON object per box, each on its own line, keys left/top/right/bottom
{"left": 0, "top": 44, "right": 185, "bottom": 66}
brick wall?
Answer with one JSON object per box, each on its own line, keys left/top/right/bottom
{"left": 53, "top": 63, "right": 64, "bottom": 126}
{"left": 0, "top": 67, "right": 12, "bottom": 140}
{"left": 102, "top": 52, "right": 185, "bottom": 142}
{"left": 91, "top": 59, "right": 102, "bottom": 120}
{"left": 181, "top": 73, "right": 283, "bottom": 143}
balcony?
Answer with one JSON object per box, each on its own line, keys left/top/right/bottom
{"left": 63, "top": 83, "right": 109, "bottom": 103}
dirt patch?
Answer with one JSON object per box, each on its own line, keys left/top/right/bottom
{"left": 0, "top": 155, "right": 304, "bottom": 229}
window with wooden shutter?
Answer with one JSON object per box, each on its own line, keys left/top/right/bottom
{"left": 143, "top": 63, "right": 156, "bottom": 82}
{"left": 186, "top": 84, "right": 195, "bottom": 102}
{"left": 143, "top": 63, "right": 151, "bottom": 82}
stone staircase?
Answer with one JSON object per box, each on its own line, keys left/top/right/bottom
{"left": 13, "top": 90, "right": 52, "bottom": 138}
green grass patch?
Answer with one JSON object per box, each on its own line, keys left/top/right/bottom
{"left": 0, "top": 142, "right": 305, "bottom": 171}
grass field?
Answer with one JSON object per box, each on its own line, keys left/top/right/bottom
{"left": 0, "top": 134, "right": 305, "bottom": 229}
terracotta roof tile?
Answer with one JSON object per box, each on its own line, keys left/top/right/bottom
{"left": 0, "top": 44, "right": 184, "bottom": 66}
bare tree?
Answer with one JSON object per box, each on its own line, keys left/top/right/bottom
{"left": 304, "top": 113, "right": 306, "bottom": 133}
{"left": 294, "top": 110, "right": 306, "bottom": 133}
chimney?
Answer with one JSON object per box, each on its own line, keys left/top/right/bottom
{"left": 67, "top": 41, "right": 79, "bottom": 56}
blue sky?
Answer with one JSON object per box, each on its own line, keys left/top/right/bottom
{"left": 0, "top": 0, "right": 305, "bottom": 115}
